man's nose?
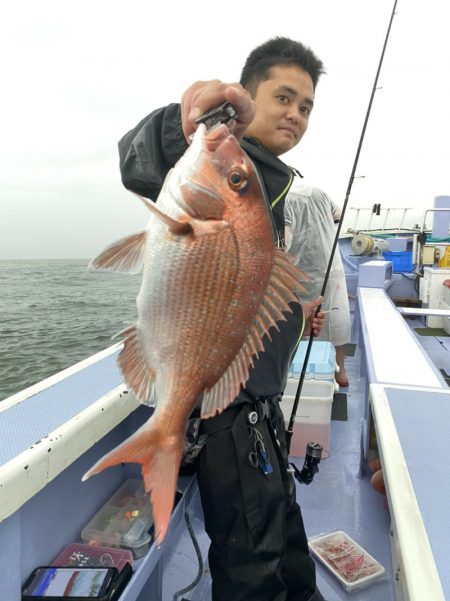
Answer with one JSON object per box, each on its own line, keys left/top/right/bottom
{"left": 286, "top": 106, "right": 301, "bottom": 124}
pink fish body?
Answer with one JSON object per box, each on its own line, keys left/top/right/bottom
{"left": 83, "top": 124, "right": 306, "bottom": 544}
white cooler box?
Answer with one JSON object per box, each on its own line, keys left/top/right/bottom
{"left": 281, "top": 380, "right": 334, "bottom": 458}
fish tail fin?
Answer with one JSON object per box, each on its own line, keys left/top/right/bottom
{"left": 82, "top": 420, "right": 183, "bottom": 546}
{"left": 142, "top": 440, "right": 183, "bottom": 546}
{"left": 81, "top": 422, "right": 151, "bottom": 481}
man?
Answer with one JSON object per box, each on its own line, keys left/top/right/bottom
{"left": 285, "top": 177, "right": 351, "bottom": 387}
{"left": 119, "top": 37, "right": 326, "bottom": 601}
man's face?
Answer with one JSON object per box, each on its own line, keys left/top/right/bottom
{"left": 245, "top": 65, "right": 315, "bottom": 156}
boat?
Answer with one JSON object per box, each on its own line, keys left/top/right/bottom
{"left": 2, "top": 210, "right": 450, "bottom": 600}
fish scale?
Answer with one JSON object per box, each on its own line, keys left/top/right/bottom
{"left": 146, "top": 230, "right": 240, "bottom": 381}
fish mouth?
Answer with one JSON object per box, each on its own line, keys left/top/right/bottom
{"left": 203, "top": 123, "right": 231, "bottom": 152}
{"left": 177, "top": 124, "right": 239, "bottom": 220}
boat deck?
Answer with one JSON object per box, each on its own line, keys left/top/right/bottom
{"left": 300, "top": 345, "right": 392, "bottom": 601}
{"left": 163, "top": 315, "right": 450, "bottom": 600}
{"left": 163, "top": 343, "right": 392, "bottom": 601}
{"left": 2, "top": 288, "right": 449, "bottom": 600}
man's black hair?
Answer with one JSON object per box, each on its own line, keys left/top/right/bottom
{"left": 240, "top": 36, "right": 325, "bottom": 95}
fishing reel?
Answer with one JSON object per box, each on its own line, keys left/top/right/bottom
{"left": 289, "top": 442, "right": 323, "bottom": 485}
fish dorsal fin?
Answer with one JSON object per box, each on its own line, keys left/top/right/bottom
{"left": 133, "top": 192, "right": 193, "bottom": 235}
{"left": 201, "top": 249, "right": 307, "bottom": 418}
{"left": 89, "top": 232, "right": 147, "bottom": 274}
{"left": 118, "top": 325, "right": 156, "bottom": 404}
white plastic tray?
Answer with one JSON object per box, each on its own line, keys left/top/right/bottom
{"left": 309, "top": 531, "right": 385, "bottom": 592}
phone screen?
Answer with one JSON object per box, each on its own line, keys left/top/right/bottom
{"left": 23, "top": 567, "right": 114, "bottom": 598}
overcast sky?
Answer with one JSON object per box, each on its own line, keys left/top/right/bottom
{"left": 1, "top": 0, "right": 449, "bottom": 259}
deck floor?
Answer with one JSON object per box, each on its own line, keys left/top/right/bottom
{"left": 163, "top": 319, "right": 450, "bottom": 600}
{"left": 298, "top": 344, "right": 393, "bottom": 601}
{"left": 408, "top": 316, "right": 450, "bottom": 382}
{"left": 163, "top": 342, "right": 396, "bottom": 601}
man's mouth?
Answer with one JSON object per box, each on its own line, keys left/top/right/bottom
{"left": 278, "top": 127, "right": 297, "bottom": 138}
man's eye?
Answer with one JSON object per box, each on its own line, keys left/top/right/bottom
{"left": 277, "top": 95, "right": 289, "bottom": 104}
{"left": 300, "top": 105, "right": 311, "bottom": 116}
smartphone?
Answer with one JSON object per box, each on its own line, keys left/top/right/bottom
{"left": 21, "top": 566, "right": 118, "bottom": 601}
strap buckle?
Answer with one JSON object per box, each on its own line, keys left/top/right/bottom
{"left": 256, "top": 398, "right": 271, "bottom": 421}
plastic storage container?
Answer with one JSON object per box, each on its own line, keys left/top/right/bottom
{"left": 52, "top": 543, "right": 133, "bottom": 571}
{"left": 387, "top": 237, "right": 408, "bottom": 252}
{"left": 309, "top": 531, "right": 385, "bottom": 592}
{"left": 288, "top": 341, "right": 336, "bottom": 380}
{"left": 281, "top": 380, "right": 334, "bottom": 457}
{"left": 382, "top": 250, "right": 414, "bottom": 273}
{"left": 81, "top": 479, "right": 154, "bottom": 558}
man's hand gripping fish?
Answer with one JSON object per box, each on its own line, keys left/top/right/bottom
{"left": 82, "top": 123, "right": 307, "bottom": 545}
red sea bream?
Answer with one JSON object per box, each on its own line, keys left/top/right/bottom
{"left": 82, "top": 123, "right": 307, "bottom": 544}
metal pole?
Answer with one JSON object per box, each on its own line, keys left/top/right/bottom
{"left": 352, "top": 208, "right": 361, "bottom": 233}
{"left": 286, "top": 0, "right": 399, "bottom": 453}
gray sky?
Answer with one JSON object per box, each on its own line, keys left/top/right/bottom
{"left": 1, "top": 0, "right": 449, "bottom": 259}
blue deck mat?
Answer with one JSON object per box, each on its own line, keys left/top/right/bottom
{"left": 0, "top": 352, "right": 122, "bottom": 467}
{"left": 385, "top": 386, "right": 450, "bottom": 599}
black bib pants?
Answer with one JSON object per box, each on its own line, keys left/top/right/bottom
{"left": 197, "top": 398, "right": 324, "bottom": 601}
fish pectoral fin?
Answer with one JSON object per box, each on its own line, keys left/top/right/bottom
{"left": 133, "top": 192, "right": 193, "bottom": 236}
{"left": 82, "top": 419, "right": 184, "bottom": 546}
{"left": 89, "top": 231, "right": 147, "bottom": 274}
{"left": 201, "top": 250, "right": 308, "bottom": 419}
{"left": 118, "top": 325, "right": 156, "bottom": 403}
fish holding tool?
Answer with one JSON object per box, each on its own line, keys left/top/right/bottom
{"left": 195, "top": 101, "right": 237, "bottom": 130}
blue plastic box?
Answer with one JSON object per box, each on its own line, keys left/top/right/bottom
{"left": 288, "top": 341, "right": 336, "bottom": 381}
{"left": 381, "top": 250, "right": 414, "bottom": 273}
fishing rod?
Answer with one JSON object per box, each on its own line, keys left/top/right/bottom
{"left": 286, "top": 0, "right": 399, "bottom": 457}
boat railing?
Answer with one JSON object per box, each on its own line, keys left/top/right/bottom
{"left": 346, "top": 206, "right": 417, "bottom": 234}
{"left": 0, "top": 342, "right": 140, "bottom": 523}
{"left": 0, "top": 341, "right": 201, "bottom": 601}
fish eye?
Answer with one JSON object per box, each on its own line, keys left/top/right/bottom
{"left": 228, "top": 169, "right": 248, "bottom": 191}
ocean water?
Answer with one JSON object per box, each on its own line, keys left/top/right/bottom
{"left": 0, "top": 259, "right": 141, "bottom": 402}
